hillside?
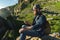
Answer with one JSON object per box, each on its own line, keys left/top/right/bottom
{"left": 0, "top": 0, "right": 60, "bottom": 40}
{"left": 13, "top": 0, "right": 60, "bottom": 33}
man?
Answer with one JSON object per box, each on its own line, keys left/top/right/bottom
{"left": 19, "top": 4, "right": 47, "bottom": 40}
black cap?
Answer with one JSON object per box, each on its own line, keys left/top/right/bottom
{"left": 33, "top": 4, "right": 42, "bottom": 10}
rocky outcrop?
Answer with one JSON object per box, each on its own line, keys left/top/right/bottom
{"left": 0, "top": 8, "right": 11, "bottom": 19}
{"left": 0, "top": 16, "right": 8, "bottom": 39}
{"left": 16, "top": 35, "right": 60, "bottom": 40}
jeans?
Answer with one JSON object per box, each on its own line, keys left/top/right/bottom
{"left": 20, "top": 25, "right": 43, "bottom": 40}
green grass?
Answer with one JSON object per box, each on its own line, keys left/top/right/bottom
{"left": 55, "top": 2, "right": 60, "bottom": 10}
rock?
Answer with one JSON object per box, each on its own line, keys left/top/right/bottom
{"left": 42, "top": 35, "right": 60, "bottom": 40}
{"left": 16, "top": 35, "right": 60, "bottom": 40}
{"left": 16, "top": 36, "right": 41, "bottom": 40}
{"left": 16, "top": 36, "right": 20, "bottom": 40}
{"left": 30, "top": 37, "right": 41, "bottom": 40}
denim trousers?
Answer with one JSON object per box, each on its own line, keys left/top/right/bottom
{"left": 20, "top": 25, "right": 42, "bottom": 40}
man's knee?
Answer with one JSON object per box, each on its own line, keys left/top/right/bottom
{"left": 22, "top": 25, "right": 27, "bottom": 28}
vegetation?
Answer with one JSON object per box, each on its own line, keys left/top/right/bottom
{"left": 1, "top": 0, "right": 60, "bottom": 40}
{"left": 13, "top": 0, "right": 60, "bottom": 33}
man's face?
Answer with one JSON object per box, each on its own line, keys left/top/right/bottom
{"left": 33, "top": 8, "right": 37, "bottom": 16}
{"left": 33, "top": 8, "right": 40, "bottom": 16}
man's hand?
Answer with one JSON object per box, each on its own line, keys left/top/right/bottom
{"left": 19, "top": 28, "right": 25, "bottom": 33}
{"left": 19, "top": 26, "right": 33, "bottom": 33}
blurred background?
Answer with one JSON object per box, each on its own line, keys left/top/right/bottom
{"left": 0, "top": 0, "right": 60, "bottom": 40}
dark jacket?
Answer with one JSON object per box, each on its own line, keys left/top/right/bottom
{"left": 32, "top": 15, "right": 46, "bottom": 32}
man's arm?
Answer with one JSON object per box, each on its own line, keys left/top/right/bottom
{"left": 19, "top": 15, "right": 46, "bottom": 33}
{"left": 25, "top": 15, "right": 46, "bottom": 30}
{"left": 24, "top": 26, "right": 33, "bottom": 30}
{"left": 19, "top": 26, "right": 33, "bottom": 33}
{"left": 23, "top": 15, "right": 46, "bottom": 30}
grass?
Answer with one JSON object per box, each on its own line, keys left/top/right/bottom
{"left": 55, "top": 2, "right": 60, "bottom": 10}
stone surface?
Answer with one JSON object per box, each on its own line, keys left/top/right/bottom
{"left": 16, "top": 35, "right": 60, "bottom": 40}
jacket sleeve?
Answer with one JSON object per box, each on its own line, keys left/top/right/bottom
{"left": 32, "top": 15, "right": 46, "bottom": 29}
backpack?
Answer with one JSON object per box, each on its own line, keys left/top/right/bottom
{"left": 43, "top": 21, "right": 51, "bottom": 35}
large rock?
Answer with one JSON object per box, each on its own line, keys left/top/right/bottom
{"left": 16, "top": 35, "right": 60, "bottom": 40}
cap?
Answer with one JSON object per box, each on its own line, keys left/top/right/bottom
{"left": 33, "top": 4, "right": 42, "bottom": 10}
